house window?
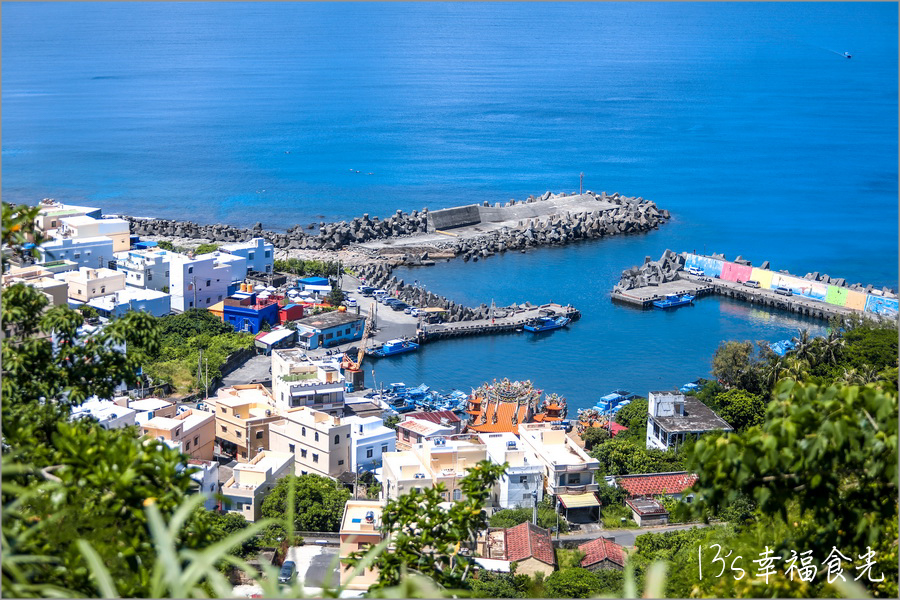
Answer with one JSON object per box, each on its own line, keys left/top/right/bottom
{"left": 255, "top": 431, "right": 263, "bottom": 439}
{"left": 74, "top": 253, "right": 81, "bottom": 259}
{"left": 188, "top": 267, "right": 193, "bottom": 274}
{"left": 381, "top": 445, "right": 388, "bottom": 453}
{"left": 289, "top": 444, "right": 295, "bottom": 453}
{"left": 338, "top": 459, "right": 344, "bottom": 466}
{"left": 206, "top": 279, "right": 211, "bottom": 287}
{"left": 148, "top": 273, "right": 152, "bottom": 281}
{"left": 249, "top": 252, "right": 255, "bottom": 260}
{"left": 313, "top": 453, "right": 319, "bottom": 463}
{"left": 366, "top": 448, "right": 373, "bottom": 458}
{"left": 325, "top": 333, "right": 333, "bottom": 340}
{"left": 265, "top": 250, "right": 271, "bottom": 258}
{"left": 175, "top": 429, "right": 181, "bottom": 437}
{"left": 453, "top": 489, "right": 462, "bottom": 501}
{"left": 221, "top": 425, "right": 227, "bottom": 433}
{"left": 334, "top": 434, "right": 340, "bottom": 445}
{"left": 236, "top": 431, "right": 242, "bottom": 439}
{"left": 519, "top": 476, "right": 528, "bottom": 484}
{"left": 302, "top": 427, "right": 306, "bottom": 437}
{"left": 185, "top": 441, "right": 191, "bottom": 450}
{"left": 220, "top": 407, "right": 226, "bottom": 413}
{"left": 194, "top": 436, "right": 199, "bottom": 445}
{"left": 686, "top": 495, "right": 695, "bottom": 504}
{"left": 218, "top": 295, "right": 222, "bottom": 301}
{"left": 301, "top": 449, "right": 307, "bottom": 458}
{"left": 568, "top": 473, "right": 581, "bottom": 485}
{"left": 206, "top": 298, "right": 211, "bottom": 304}
{"left": 314, "top": 432, "right": 319, "bottom": 442}
{"left": 189, "top": 301, "right": 194, "bottom": 308}
{"left": 240, "top": 451, "right": 246, "bottom": 458}
{"left": 165, "top": 270, "right": 170, "bottom": 277}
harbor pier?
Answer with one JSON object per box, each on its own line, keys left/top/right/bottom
{"left": 420, "top": 303, "right": 581, "bottom": 341}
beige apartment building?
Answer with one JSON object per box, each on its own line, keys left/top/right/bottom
{"left": 61, "top": 267, "right": 125, "bottom": 302}
{"left": 271, "top": 348, "right": 346, "bottom": 416}
{"left": 381, "top": 437, "right": 488, "bottom": 502}
{"left": 211, "top": 384, "right": 282, "bottom": 462}
{"left": 141, "top": 408, "right": 215, "bottom": 461}
{"left": 58, "top": 215, "right": 131, "bottom": 252}
{"left": 220, "top": 451, "right": 293, "bottom": 522}
{"left": 2, "top": 265, "right": 69, "bottom": 307}
{"left": 268, "top": 407, "right": 352, "bottom": 477}
{"left": 339, "top": 500, "right": 385, "bottom": 590}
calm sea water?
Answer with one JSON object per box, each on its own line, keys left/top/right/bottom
{"left": 4, "top": 3, "right": 896, "bottom": 408}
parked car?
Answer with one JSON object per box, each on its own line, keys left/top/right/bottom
{"left": 278, "top": 561, "right": 296, "bottom": 584}
{"left": 383, "top": 298, "right": 401, "bottom": 307}
{"left": 687, "top": 267, "right": 704, "bottom": 276}
{"left": 774, "top": 286, "right": 793, "bottom": 296}
{"left": 345, "top": 298, "right": 358, "bottom": 308}
{"left": 404, "top": 306, "right": 415, "bottom": 314}
{"left": 372, "top": 289, "right": 387, "bottom": 301}
{"left": 391, "top": 302, "right": 409, "bottom": 312}
{"left": 357, "top": 285, "right": 374, "bottom": 295}
{"left": 409, "top": 307, "right": 421, "bottom": 317}
{"left": 743, "top": 280, "right": 761, "bottom": 289}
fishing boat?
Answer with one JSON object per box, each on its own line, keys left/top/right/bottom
{"left": 652, "top": 293, "right": 695, "bottom": 309}
{"left": 594, "top": 390, "right": 635, "bottom": 413}
{"left": 367, "top": 338, "right": 420, "bottom": 358}
{"left": 523, "top": 315, "right": 570, "bottom": 333}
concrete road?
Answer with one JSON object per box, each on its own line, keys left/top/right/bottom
{"left": 558, "top": 522, "right": 709, "bottom": 547}
{"left": 286, "top": 545, "right": 341, "bottom": 588}
{"left": 221, "top": 354, "right": 271, "bottom": 387}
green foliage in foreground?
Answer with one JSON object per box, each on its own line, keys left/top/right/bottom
{"left": 259, "top": 474, "right": 351, "bottom": 540}
{"left": 489, "top": 497, "right": 568, "bottom": 533}
{"left": 544, "top": 567, "right": 624, "bottom": 598}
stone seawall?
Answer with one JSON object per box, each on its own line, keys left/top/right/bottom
{"left": 123, "top": 190, "right": 670, "bottom": 261}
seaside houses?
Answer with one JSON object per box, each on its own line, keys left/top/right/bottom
{"left": 381, "top": 437, "right": 488, "bottom": 502}
{"left": 578, "top": 538, "right": 626, "bottom": 571}
{"left": 518, "top": 422, "right": 602, "bottom": 517}
{"left": 477, "top": 432, "right": 544, "bottom": 509}
{"left": 2, "top": 265, "right": 70, "bottom": 307}
{"left": 140, "top": 408, "right": 216, "bottom": 461}
{"left": 33, "top": 199, "right": 102, "bottom": 234}
{"left": 271, "top": 348, "right": 346, "bottom": 416}
{"left": 339, "top": 500, "right": 385, "bottom": 590}
{"left": 268, "top": 407, "right": 351, "bottom": 477}
{"left": 481, "top": 522, "right": 557, "bottom": 577}
{"left": 293, "top": 311, "right": 365, "bottom": 350}
{"left": 166, "top": 252, "right": 234, "bottom": 313}
{"left": 220, "top": 451, "right": 293, "bottom": 522}
{"left": 70, "top": 397, "right": 137, "bottom": 429}
{"left": 211, "top": 384, "right": 282, "bottom": 462}
{"left": 38, "top": 236, "right": 116, "bottom": 270}
{"left": 218, "top": 238, "right": 274, "bottom": 276}
{"left": 343, "top": 415, "right": 396, "bottom": 471}
{"left": 56, "top": 215, "right": 131, "bottom": 252}
{"left": 125, "top": 397, "right": 178, "bottom": 424}
{"left": 395, "top": 417, "right": 458, "bottom": 451}
{"left": 114, "top": 248, "right": 171, "bottom": 291}
{"left": 183, "top": 459, "right": 221, "bottom": 511}
{"left": 60, "top": 267, "right": 126, "bottom": 303}
{"left": 222, "top": 291, "right": 280, "bottom": 334}
{"left": 87, "top": 287, "right": 171, "bottom": 318}
{"left": 645, "top": 392, "right": 732, "bottom": 451}
{"left": 615, "top": 471, "right": 699, "bottom": 502}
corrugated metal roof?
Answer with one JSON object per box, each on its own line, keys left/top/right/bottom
{"left": 558, "top": 492, "right": 601, "bottom": 508}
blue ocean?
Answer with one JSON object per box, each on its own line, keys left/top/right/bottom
{"left": 4, "top": 2, "right": 897, "bottom": 408}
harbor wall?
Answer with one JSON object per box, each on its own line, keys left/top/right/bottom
{"left": 681, "top": 252, "right": 898, "bottom": 319}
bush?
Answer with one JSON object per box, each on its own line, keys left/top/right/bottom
{"left": 543, "top": 568, "right": 610, "bottom": 598}
{"left": 489, "top": 497, "right": 568, "bottom": 533}
{"left": 194, "top": 243, "right": 219, "bottom": 255}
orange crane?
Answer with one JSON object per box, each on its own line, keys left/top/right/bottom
{"left": 342, "top": 304, "right": 375, "bottom": 373}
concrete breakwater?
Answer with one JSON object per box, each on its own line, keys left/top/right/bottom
{"left": 612, "top": 249, "right": 898, "bottom": 321}
{"left": 354, "top": 262, "right": 556, "bottom": 324}
{"left": 122, "top": 190, "right": 670, "bottom": 261}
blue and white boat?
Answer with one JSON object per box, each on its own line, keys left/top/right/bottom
{"left": 653, "top": 293, "right": 695, "bottom": 309}
{"left": 367, "top": 339, "right": 420, "bottom": 358}
{"left": 594, "top": 390, "right": 635, "bottom": 413}
{"left": 523, "top": 315, "right": 571, "bottom": 333}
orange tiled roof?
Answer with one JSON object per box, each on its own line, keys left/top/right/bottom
{"left": 467, "top": 401, "right": 529, "bottom": 434}
{"left": 503, "top": 522, "right": 556, "bottom": 566}
{"left": 616, "top": 472, "right": 698, "bottom": 497}
{"left": 579, "top": 538, "right": 626, "bottom": 568}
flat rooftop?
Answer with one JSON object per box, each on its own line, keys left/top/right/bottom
{"left": 341, "top": 500, "right": 385, "bottom": 535}
{"left": 654, "top": 398, "right": 732, "bottom": 433}
{"left": 296, "top": 311, "right": 364, "bottom": 330}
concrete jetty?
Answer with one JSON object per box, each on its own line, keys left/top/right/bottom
{"left": 612, "top": 250, "right": 898, "bottom": 322}
{"left": 420, "top": 303, "right": 581, "bottom": 341}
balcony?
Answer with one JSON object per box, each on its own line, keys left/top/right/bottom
{"left": 550, "top": 483, "right": 599, "bottom": 496}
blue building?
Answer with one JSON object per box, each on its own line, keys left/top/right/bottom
{"left": 87, "top": 288, "right": 172, "bottom": 319}
{"left": 297, "top": 276, "right": 332, "bottom": 296}
{"left": 38, "top": 236, "right": 115, "bottom": 269}
{"left": 222, "top": 292, "right": 280, "bottom": 334}
{"left": 294, "top": 311, "right": 365, "bottom": 349}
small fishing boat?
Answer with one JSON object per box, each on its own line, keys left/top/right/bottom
{"left": 523, "top": 315, "right": 570, "bottom": 333}
{"left": 652, "top": 293, "right": 695, "bottom": 309}
{"left": 843, "top": 52, "right": 852, "bottom": 59}
{"left": 367, "top": 339, "right": 420, "bottom": 358}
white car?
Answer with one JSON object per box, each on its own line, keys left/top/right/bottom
{"left": 345, "top": 298, "right": 358, "bottom": 308}
{"left": 409, "top": 308, "right": 421, "bottom": 317}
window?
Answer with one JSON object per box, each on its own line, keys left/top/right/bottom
{"left": 519, "top": 475, "right": 528, "bottom": 484}
{"left": 345, "top": 328, "right": 351, "bottom": 335}
{"left": 185, "top": 441, "right": 191, "bottom": 450}
{"left": 452, "top": 489, "right": 462, "bottom": 501}
{"left": 366, "top": 448, "right": 373, "bottom": 459}
{"left": 686, "top": 495, "right": 695, "bottom": 504}
{"left": 236, "top": 431, "right": 242, "bottom": 439}
{"left": 100, "top": 286, "right": 105, "bottom": 293}
{"left": 568, "top": 473, "right": 581, "bottom": 485}
{"left": 301, "top": 449, "right": 307, "bottom": 458}
{"left": 314, "top": 432, "right": 319, "bottom": 442}
{"left": 289, "top": 444, "right": 295, "bottom": 453}
{"left": 221, "top": 425, "right": 227, "bottom": 433}
{"left": 334, "top": 434, "right": 340, "bottom": 445}
{"left": 189, "top": 301, "right": 193, "bottom": 308}
{"left": 188, "top": 267, "right": 193, "bottom": 274}
{"left": 255, "top": 431, "right": 263, "bottom": 439}
{"left": 313, "top": 453, "right": 319, "bottom": 463}
{"left": 205, "top": 279, "right": 210, "bottom": 287}
{"left": 206, "top": 298, "right": 211, "bottom": 304}
{"left": 220, "top": 407, "right": 226, "bottom": 413}
{"left": 265, "top": 250, "right": 271, "bottom": 258}
{"left": 381, "top": 445, "right": 388, "bottom": 453}
{"left": 74, "top": 253, "right": 81, "bottom": 259}
{"left": 325, "top": 333, "right": 333, "bottom": 340}
{"left": 91, "top": 288, "right": 96, "bottom": 294}
{"left": 147, "top": 273, "right": 152, "bottom": 281}
{"left": 240, "top": 451, "right": 246, "bottom": 458}
{"left": 338, "top": 460, "right": 344, "bottom": 466}
{"left": 249, "top": 252, "right": 255, "bottom": 260}
{"left": 175, "top": 429, "right": 181, "bottom": 437}
{"left": 165, "top": 270, "right": 169, "bottom": 277}
{"left": 194, "top": 436, "right": 199, "bottom": 445}
{"left": 218, "top": 295, "right": 222, "bottom": 301}
{"left": 301, "top": 427, "right": 306, "bottom": 437}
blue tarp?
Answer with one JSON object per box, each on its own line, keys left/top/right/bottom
{"left": 298, "top": 276, "right": 329, "bottom": 286}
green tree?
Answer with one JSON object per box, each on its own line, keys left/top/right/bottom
{"left": 488, "top": 497, "right": 567, "bottom": 533}
{"left": 77, "top": 304, "right": 99, "bottom": 319}
{"left": 580, "top": 426, "right": 610, "bottom": 451}
{"left": 259, "top": 474, "right": 351, "bottom": 534}
{"left": 709, "top": 388, "right": 766, "bottom": 431}
{"left": 543, "top": 568, "right": 609, "bottom": 598}
{"left": 383, "top": 414, "right": 400, "bottom": 429}
{"left": 711, "top": 340, "right": 771, "bottom": 394}
{"left": 194, "top": 243, "right": 219, "bottom": 255}
{"left": 614, "top": 396, "right": 648, "bottom": 441}
{"left": 328, "top": 284, "right": 344, "bottom": 307}
{"left": 688, "top": 379, "right": 898, "bottom": 598}
{"left": 347, "top": 460, "right": 507, "bottom": 589}
{"left": 589, "top": 437, "right": 684, "bottom": 477}
{"left": 156, "top": 240, "right": 175, "bottom": 251}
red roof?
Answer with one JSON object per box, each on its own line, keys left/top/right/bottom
{"left": 579, "top": 538, "right": 625, "bottom": 568}
{"left": 616, "top": 472, "right": 698, "bottom": 497}
{"left": 502, "top": 522, "right": 555, "bottom": 566}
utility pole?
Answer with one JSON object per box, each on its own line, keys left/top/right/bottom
{"left": 204, "top": 356, "right": 209, "bottom": 400}
{"left": 198, "top": 348, "right": 203, "bottom": 391}
{"left": 532, "top": 490, "right": 538, "bottom": 525}
{"left": 555, "top": 495, "right": 561, "bottom": 540}
{"left": 579, "top": 172, "right": 584, "bottom": 195}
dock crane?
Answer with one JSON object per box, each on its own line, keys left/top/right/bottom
{"left": 341, "top": 305, "right": 375, "bottom": 391}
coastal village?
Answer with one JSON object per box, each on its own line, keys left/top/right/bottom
{"left": 3, "top": 196, "right": 897, "bottom": 597}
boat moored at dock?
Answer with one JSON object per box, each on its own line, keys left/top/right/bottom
{"left": 652, "top": 293, "right": 695, "bottom": 309}
{"left": 523, "top": 315, "right": 571, "bottom": 333}
{"left": 367, "top": 338, "right": 420, "bottom": 358}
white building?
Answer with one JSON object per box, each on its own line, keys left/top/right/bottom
{"left": 343, "top": 415, "right": 396, "bottom": 472}
{"left": 645, "top": 392, "right": 733, "bottom": 451}
{"left": 221, "top": 451, "right": 293, "bottom": 522}
{"left": 396, "top": 417, "right": 458, "bottom": 451}
{"left": 271, "top": 348, "right": 346, "bottom": 416}
{"left": 70, "top": 397, "right": 136, "bottom": 429}
{"left": 59, "top": 267, "right": 126, "bottom": 303}
{"left": 183, "top": 459, "right": 221, "bottom": 511}
{"left": 38, "top": 236, "right": 116, "bottom": 270}
{"left": 128, "top": 398, "right": 178, "bottom": 425}
{"left": 218, "top": 237, "right": 274, "bottom": 275}
{"left": 210, "top": 251, "right": 248, "bottom": 283}
{"left": 57, "top": 215, "right": 131, "bottom": 252}
{"left": 167, "top": 253, "right": 234, "bottom": 313}
{"left": 518, "top": 422, "right": 600, "bottom": 498}
{"left": 87, "top": 287, "right": 171, "bottom": 318}
{"left": 114, "top": 248, "right": 172, "bottom": 291}
{"left": 478, "top": 432, "right": 544, "bottom": 509}
{"left": 33, "top": 199, "right": 102, "bottom": 234}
